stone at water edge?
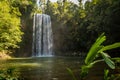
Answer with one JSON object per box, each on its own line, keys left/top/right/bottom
{"left": 0, "top": 52, "right": 11, "bottom": 59}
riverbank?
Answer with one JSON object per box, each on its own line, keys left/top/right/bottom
{"left": 0, "top": 52, "right": 11, "bottom": 59}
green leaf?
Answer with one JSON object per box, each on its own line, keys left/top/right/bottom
{"left": 85, "top": 33, "right": 106, "bottom": 64}
{"left": 66, "top": 68, "right": 77, "bottom": 80}
{"left": 96, "top": 33, "right": 105, "bottom": 42}
{"left": 104, "top": 69, "right": 110, "bottom": 80}
{"left": 99, "top": 42, "right": 120, "bottom": 52}
{"left": 101, "top": 52, "right": 115, "bottom": 69}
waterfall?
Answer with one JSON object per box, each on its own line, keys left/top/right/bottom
{"left": 36, "top": 0, "right": 40, "bottom": 8}
{"left": 32, "top": 14, "right": 53, "bottom": 57}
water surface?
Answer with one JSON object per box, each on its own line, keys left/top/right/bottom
{"left": 0, "top": 57, "right": 84, "bottom": 80}
{"left": 0, "top": 57, "right": 106, "bottom": 80}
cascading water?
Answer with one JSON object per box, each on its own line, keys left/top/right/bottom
{"left": 32, "top": 14, "right": 53, "bottom": 57}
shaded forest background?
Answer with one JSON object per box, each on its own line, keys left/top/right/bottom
{"left": 0, "top": 0, "right": 120, "bottom": 57}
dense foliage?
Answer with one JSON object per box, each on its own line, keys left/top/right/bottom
{"left": 0, "top": 0, "right": 23, "bottom": 53}
{"left": 0, "top": 67, "right": 20, "bottom": 80}
{"left": 44, "top": 0, "right": 120, "bottom": 55}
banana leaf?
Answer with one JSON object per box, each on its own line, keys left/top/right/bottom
{"left": 101, "top": 52, "right": 115, "bottom": 69}
{"left": 99, "top": 42, "right": 120, "bottom": 52}
{"left": 85, "top": 33, "right": 106, "bottom": 64}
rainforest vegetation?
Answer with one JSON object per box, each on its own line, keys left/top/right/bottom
{"left": 0, "top": 0, "right": 120, "bottom": 80}
{"left": 0, "top": 0, "right": 120, "bottom": 57}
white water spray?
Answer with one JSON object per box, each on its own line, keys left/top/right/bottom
{"left": 32, "top": 14, "right": 53, "bottom": 57}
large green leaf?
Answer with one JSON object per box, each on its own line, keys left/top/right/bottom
{"left": 85, "top": 33, "right": 106, "bottom": 64}
{"left": 101, "top": 52, "right": 115, "bottom": 69}
{"left": 95, "top": 33, "right": 105, "bottom": 42}
{"left": 99, "top": 42, "right": 120, "bottom": 52}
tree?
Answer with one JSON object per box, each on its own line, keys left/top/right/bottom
{"left": 0, "top": 0, "right": 23, "bottom": 53}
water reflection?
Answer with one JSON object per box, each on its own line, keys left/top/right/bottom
{"left": 0, "top": 57, "right": 83, "bottom": 80}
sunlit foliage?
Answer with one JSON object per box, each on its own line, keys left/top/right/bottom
{"left": 0, "top": 0, "right": 23, "bottom": 52}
